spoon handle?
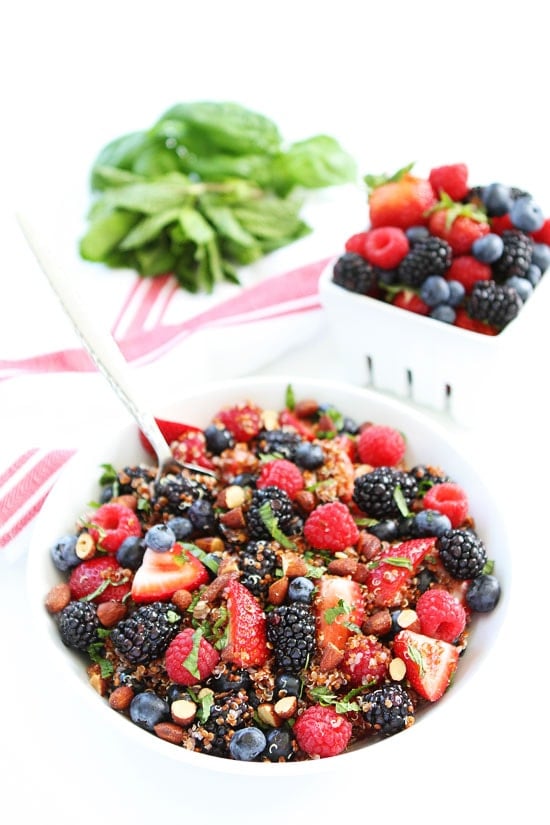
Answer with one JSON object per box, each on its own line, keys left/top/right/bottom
{"left": 16, "top": 212, "right": 173, "bottom": 465}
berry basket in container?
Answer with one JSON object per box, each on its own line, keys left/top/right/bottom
{"left": 319, "top": 260, "right": 550, "bottom": 425}
{"left": 319, "top": 161, "right": 550, "bottom": 425}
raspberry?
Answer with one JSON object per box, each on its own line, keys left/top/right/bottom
{"left": 416, "top": 588, "right": 467, "bottom": 643}
{"left": 172, "top": 432, "right": 215, "bottom": 470}
{"left": 293, "top": 704, "right": 352, "bottom": 758}
{"left": 446, "top": 256, "right": 492, "bottom": 294}
{"left": 429, "top": 163, "right": 469, "bottom": 201}
{"left": 303, "top": 501, "right": 359, "bottom": 552}
{"left": 357, "top": 424, "right": 406, "bottom": 467}
{"left": 216, "top": 403, "right": 263, "bottom": 442}
{"left": 363, "top": 226, "right": 409, "bottom": 269}
{"left": 164, "top": 627, "right": 220, "bottom": 685}
{"left": 341, "top": 635, "right": 391, "bottom": 687}
{"left": 256, "top": 459, "right": 304, "bottom": 499}
{"left": 68, "top": 556, "right": 132, "bottom": 603}
{"left": 344, "top": 231, "right": 369, "bottom": 256}
{"left": 422, "top": 482, "right": 469, "bottom": 529}
{"left": 87, "top": 502, "right": 142, "bottom": 553}
{"left": 391, "top": 290, "right": 429, "bottom": 315}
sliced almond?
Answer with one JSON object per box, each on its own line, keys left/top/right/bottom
{"left": 257, "top": 702, "right": 282, "bottom": 728}
{"left": 75, "top": 532, "right": 95, "bottom": 560}
{"left": 389, "top": 657, "right": 407, "bottom": 681}
{"left": 273, "top": 695, "right": 298, "bottom": 719}
{"left": 171, "top": 698, "right": 197, "bottom": 726}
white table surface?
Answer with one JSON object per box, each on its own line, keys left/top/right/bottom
{"left": 1, "top": 2, "right": 548, "bottom": 821}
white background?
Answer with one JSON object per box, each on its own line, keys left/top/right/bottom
{"left": 1, "top": 2, "right": 547, "bottom": 822}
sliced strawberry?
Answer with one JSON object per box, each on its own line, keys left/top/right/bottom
{"left": 139, "top": 419, "right": 201, "bottom": 457}
{"left": 69, "top": 556, "right": 132, "bottom": 603}
{"left": 131, "top": 542, "right": 210, "bottom": 603}
{"left": 314, "top": 576, "right": 365, "bottom": 652}
{"left": 365, "top": 537, "right": 436, "bottom": 608}
{"left": 392, "top": 629, "right": 459, "bottom": 702}
{"left": 224, "top": 579, "right": 269, "bottom": 667}
{"left": 87, "top": 503, "right": 142, "bottom": 553}
{"left": 278, "top": 410, "right": 315, "bottom": 440}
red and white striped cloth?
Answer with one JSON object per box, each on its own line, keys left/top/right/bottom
{"left": 0, "top": 256, "right": 332, "bottom": 558}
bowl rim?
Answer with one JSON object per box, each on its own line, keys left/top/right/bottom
{"left": 26, "top": 374, "right": 511, "bottom": 775}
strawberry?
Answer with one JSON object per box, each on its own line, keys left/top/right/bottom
{"left": 392, "top": 629, "right": 459, "bottom": 702}
{"left": 314, "top": 576, "right": 365, "bottom": 652}
{"left": 445, "top": 255, "right": 491, "bottom": 294}
{"left": 365, "top": 537, "right": 436, "bottom": 608}
{"left": 367, "top": 172, "right": 437, "bottom": 229}
{"left": 454, "top": 308, "right": 498, "bottom": 335}
{"left": 278, "top": 409, "right": 315, "bottom": 440}
{"left": 164, "top": 627, "right": 220, "bottom": 685}
{"left": 139, "top": 418, "right": 201, "bottom": 457}
{"left": 87, "top": 502, "right": 142, "bottom": 553}
{"left": 224, "top": 579, "right": 269, "bottom": 667}
{"left": 428, "top": 198, "right": 490, "bottom": 255}
{"left": 391, "top": 290, "right": 430, "bottom": 315}
{"left": 131, "top": 542, "right": 210, "bottom": 603}
{"left": 69, "top": 555, "right": 132, "bottom": 603}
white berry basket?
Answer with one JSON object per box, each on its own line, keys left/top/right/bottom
{"left": 319, "top": 260, "right": 550, "bottom": 426}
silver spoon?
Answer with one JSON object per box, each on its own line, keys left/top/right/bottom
{"left": 16, "top": 212, "right": 216, "bottom": 480}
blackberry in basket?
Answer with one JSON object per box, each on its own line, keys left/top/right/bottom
{"left": 332, "top": 252, "right": 375, "bottom": 294}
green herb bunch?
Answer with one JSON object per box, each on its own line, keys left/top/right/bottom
{"left": 79, "top": 101, "right": 358, "bottom": 292}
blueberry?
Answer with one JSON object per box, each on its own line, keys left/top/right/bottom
{"left": 446, "top": 280, "right": 466, "bottom": 307}
{"left": 405, "top": 225, "right": 430, "bottom": 243}
{"left": 165, "top": 516, "right": 194, "bottom": 540}
{"left": 50, "top": 534, "right": 80, "bottom": 572}
{"left": 287, "top": 576, "right": 315, "bottom": 604}
{"left": 203, "top": 424, "right": 234, "bottom": 455}
{"left": 416, "top": 568, "right": 437, "bottom": 594}
{"left": 367, "top": 519, "right": 400, "bottom": 542}
{"left": 116, "top": 536, "right": 146, "bottom": 569}
{"left": 129, "top": 691, "right": 169, "bottom": 731}
{"left": 510, "top": 196, "right": 545, "bottom": 232}
{"left": 466, "top": 574, "right": 501, "bottom": 612}
{"left": 430, "top": 305, "right": 456, "bottom": 324}
{"left": 294, "top": 442, "right": 324, "bottom": 470}
{"left": 144, "top": 524, "right": 176, "bottom": 552}
{"left": 166, "top": 685, "right": 193, "bottom": 704}
{"left": 481, "top": 183, "right": 513, "bottom": 217}
{"left": 340, "top": 416, "right": 360, "bottom": 435}
{"left": 187, "top": 498, "right": 216, "bottom": 532}
{"left": 532, "top": 242, "right": 550, "bottom": 274}
{"left": 420, "top": 275, "right": 450, "bottom": 307}
{"left": 208, "top": 668, "right": 251, "bottom": 693}
{"left": 265, "top": 727, "right": 295, "bottom": 761}
{"left": 526, "top": 264, "right": 542, "bottom": 287}
{"left": 505, "top": 276, "right": 533, "bottom": 303}
{"left": 232, "top": 472, "right": 257, "bottom": 488}
{"left": 228, "top": 726, "right": 266, "bottom": 761}
{"left": 100, "top": 485, "right": 115, "bottom": 503}
{"left": 471, "top": 233, "right": 504, "bottom": 264}
{"left": 412, "top": 509, "right": 452, "bottom": 538}
{"left": 274, "top": 673, "right": 301, "bottom": 698}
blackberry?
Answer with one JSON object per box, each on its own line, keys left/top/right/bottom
{"left": 491, "top": 230, "right": 533, "bottom": 281}
{"left": 332, "top": 252, "right": 375, "bottom": 294}
{"left": 353, "top": 467, "right": 418, "bottom": 519}
{"left": 110, "top": 602, "right": 181, "bottom": 664}
{"left": 153, "top": 472, "right": 210, "bottom": 516}
{"left": 254, "top": 428, "right": 302, "bottom": 460}
{"left": 361, "top": 683, "right": 415, "bottom": 736}
{"left": 409, "top": 464, "right": 451, "bottom": 496}
{"left": 57, "top": 601, "right": 99, "bottom": 651}
{"left": 266, "top": 603, "right": 316, "bottom": 674}
{"left": 116, "top": 465, "right": 156, "bottom": 496}
{"left": 397, "top": 237, "right": 452, "bottom": 287}
{"left": 467, "top": 280, "right": 522, "bottom": 329}
{"left": 246, "top": 486, "right": 295, "bottom": 539}
{"left": 437, "top": 528, "right": 488, "bottom": 580}
{"left": 236, "top": 539, "right": 278, "bottom": 597}
{"left": 192, "top": 690, "right": 254, "bottom": 757}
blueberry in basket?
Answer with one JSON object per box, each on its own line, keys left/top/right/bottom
{"left": 332, "top": 161, "right": 549, "bottom": 334}
{"left": 44, "top": 387, "right": 501, "bottom": 763}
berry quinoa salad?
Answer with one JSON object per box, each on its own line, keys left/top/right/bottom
{"left": 332, "top": 162, "right": 549, "bottom": 334}
{"left": 44, "top": 387, "right": 501, "bottom": 763}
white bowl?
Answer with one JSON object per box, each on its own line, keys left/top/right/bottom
{"left": 319, "top": 259, "right": 550, "bottom": 425}
{"left": 26, "top": 375, "right": 510, "bottom": 775}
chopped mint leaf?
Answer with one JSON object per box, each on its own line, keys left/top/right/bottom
{"left": 258, "top": 501, "right": 296, "bottom": 550}
{"left": 87, "top": 642, "right": 114, "bottom": 678}
{"left": 185, "top": 542, "right": 219, "bottom": 574}
{"left": 99, "top": 463, "right": 118, "bottom": 485}
{"left": 393, "top": 485, "right": 410, "bottom": 517}
{"left": 182, "top": 628, "right": 203, "bottom": 679}
{"left": 384, "top": 556, "right": 413, "bottom": 570}
{"left": 407, "top": 642, "right": 424, "bottom": 675}
{"left": 324, "top": 598, "right": 351, "bottom": 624}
